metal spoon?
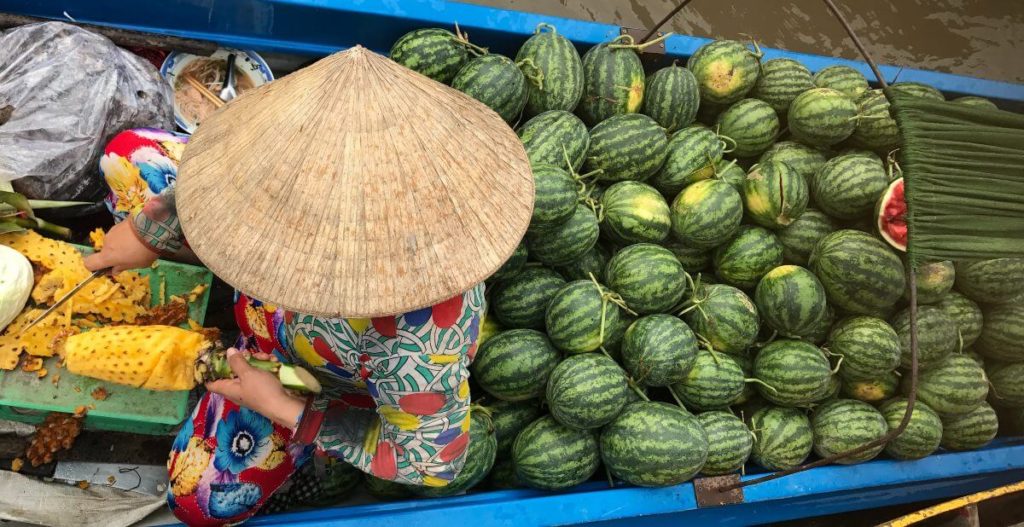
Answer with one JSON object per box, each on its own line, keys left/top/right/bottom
{"left": 219, "top": 53, "right": 237, "bottom": 101}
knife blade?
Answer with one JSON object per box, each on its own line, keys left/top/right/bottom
{"left": 17, "top": 267, "right": 112, "bottom": 336}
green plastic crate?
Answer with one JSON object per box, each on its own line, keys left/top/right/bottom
{"left": 0, "top": 246, "right": 213, "bottom": 435}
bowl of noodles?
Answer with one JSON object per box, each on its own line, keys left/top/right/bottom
{"left": 161, "top": 48, "right": 274, "bottom": 133}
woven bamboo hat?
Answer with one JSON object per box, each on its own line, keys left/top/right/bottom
{"left": 176, "top": 46, "right": 534, "bottom": 318}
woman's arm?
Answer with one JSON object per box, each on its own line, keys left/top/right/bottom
{"left": 84, "top": 185, "right": 185, "bottom": 273}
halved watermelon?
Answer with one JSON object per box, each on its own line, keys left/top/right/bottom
{"left": 876, "top": 178, "right": 907, "bottom": 251}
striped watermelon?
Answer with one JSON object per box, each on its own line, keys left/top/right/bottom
{"left": 602, "top": 311, "right": 636, "bottom": 362}
{"left": 683, "top": 283, "right": 760, "bottom": 354}
{"left": 526, "top": 204, "right": 599, "bottom": 266}
{"left": 906, "top": 260, "right": 956, "bottom": 305}
{"left": 749, "top": 405, "right": 813, "bottom": 470}
{"left": 777, "top": 209, "right": 836, "bottom": 266}
{"left": 490, "top": 241, "right": 528, "bottom": 282}
{"left": 601, "top": 181, "right": 672, "bottom": 244}
{"left": 605, "top": 243, "right": 688, "bottom": 314}
{"left": 788, "top": 88, "right": 858, "bottom": 147}
{"left": 716, "top": 98, "right": 780, "bottom": 158}
{"left": 891, "top": 82, "right": 944, "bottom": 101}
{"left": 556, "top": 244, "right": 610, "bottom": 282}
{"left": 545, "top": 280, "right": 621, "bottom": 354}
{"left": 713, "top": 226, "right": 784, "bottom": 289}
{"left": 490, "top": 266, "right": 566, "bottom": 329}
{"left": 732, "top": 352, "right": 759, "bottom": 405}
{"left": 754, "top": 265, "right": 828, "bottom": 338}
{"left": 953, "top": 96, "right": 998, "bottom": 109}
{"left": 977, "top": 303, "right": 1024, "bottom": 362}
{"left": 759, "top": 141, "right": 828, "bottom": 181}
{"left": 664, "top": 240, "right": 711, "bottom": 273}
{"left": 516, "top": 23, "right": 584, "bottom": 116}
{"left": 696, "top": 100, "right": 727, "bottom": 127}
{"left": 601, "top": 401, "right": 709, "bottom": 487}
{"left": 880, "top": 397, "right": 943, "bottom": 460}
{"left": 987, "top": 362, "right": 1024, "bottom": 407}
{"left": 416, "top": 410, "right": 497, "bottom": 497}
{"left": 808, "top": 230, "right": 906, "bottom": 315}
{"left": 672, "top": 349, "right": 746, "bottom": 411}
{"left": 364, "top": 474, "right": 412, "bottom": 500}
{"left": 518, "top": 110, "right": 590, "bottom": 171}
{"left": 390, "top": 28, "right": 469, "bottom": 84}
{"left": 941, "top": 402, "right": 998, "bottom": 451}
{"left": 811, "top": 399, "right": 888, "bottom": 464}
{"left": 912, "top": 354, "right": 989, "bottom": 416}
{"left": 753, "top": 339, "right": 833, "bottom": 407}
{"left": 827, "top": 316, "right": 901, "bottom": 380}
{"left": 809, "top": 153, "right": 888, "bottom": 220}
{"left": 642, "top": 65, "right": 700, "bottom": 132}
{"left": 841, "top": 372, "right": 900, "bottom": 404}
{"left": 804, "top": 303, "right": 836, "bottom": 346}
{"left": 812, "top": 65, "right": 869, "bottom": 99}
{"left": 752, "top": 58, "right": 814, "bottom": 115}
{"left": 452, "top": 54, "right": 528, "bottom": 123}
{"left": 955, "top": 258, "right": 1024, "bottom": 304}
{"left": 820, "top": 374, "right": 843, "bottom": 401}
{"left": 585, "top": 114, "right": 669, "bottom": 183}
{"left": 687, "top": 40, "right": 761, "bottom": 105}
{"left": 513, "top": 415, "right": 600, "bottom": 490}
{"left": 697, "top": 410, "right": 753, "bottom": 476}
{"left": 715, "top": 159, "right": 747, "bottom": 191}
{"left": 890, "top": 305, "right": 958, "bottom": 369}
{"left": 471, "top": 329, "right": 561, "bottom": 401}
{"left": 851, "top": 89, "right": 900, "bottom": 152}
{"left": 671, "top": 179, "right": 744, "bottom": 249}
{"left": 489, "top": 458, "right": 523, "bottom": 489}
{"left": 578, "top": 39, "right": 645, "bottom": 126}
{"left": 622, "top": 314, "right": 699, "bottom": 387}
{"left": 650, "top": 125, "right": 725, "bottom": 197}
{"left": 547, "top": 353, "right": 630, "bottom": 429}
{"left": 488, "top": 399, "right": 544, "bottom": 456}
{"left": 743, "top": 160, "right": 809, "bottom": 229}
{"left": 530, "top": 164, "right": 578, "bottom": 230}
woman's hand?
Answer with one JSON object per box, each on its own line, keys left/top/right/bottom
{"left": 83, "top": 220, "right": 159, "bottom": 274}
{"left": 206, "top": 348, "right": 307, "bottom": 430}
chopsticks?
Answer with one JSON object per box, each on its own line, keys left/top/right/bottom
{"left": 182, "top": 74, "right": 225, "bottom": 109}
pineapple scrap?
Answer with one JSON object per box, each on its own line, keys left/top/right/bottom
{"left": 0, "top": 336, "right": 24, "bottom": 370}
{"left": 89, "top": 228, "right": 105, "bottom": 251}
{"left": 10, "top": 458, "right": 23, "bottom": 473}
{"left": 3, "top": 309, "right": 79, "bottom": 357}
{"left": 21, "top": 357, "right": 43, "bottom": 372}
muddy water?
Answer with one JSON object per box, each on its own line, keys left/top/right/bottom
{"left": 469, "top": 0, "right": 1024, "bottom": 83}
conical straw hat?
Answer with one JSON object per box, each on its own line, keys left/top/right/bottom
{"left": 176, "top": 46, "right": 534, "bottom": 318}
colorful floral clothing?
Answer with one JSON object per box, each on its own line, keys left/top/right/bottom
{"left": 100, "top": 128, "right": 188, "bottom": 222}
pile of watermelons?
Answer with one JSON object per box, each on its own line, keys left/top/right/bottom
{"left": 332, "top": 25, "right": 1024, "bottom": 499}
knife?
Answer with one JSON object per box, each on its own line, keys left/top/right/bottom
{"left": 17, "top": 267, "right": 112, "bottom": 336}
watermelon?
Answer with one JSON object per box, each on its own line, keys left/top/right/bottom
{"left": 601, "top": 181, "right": 672, "bottom": 244}
{"left": 518, "top": 110, "right": 590, "bottom": 171}
{"left": 891, "top": 82, "right": 944, "bottom": 101}
{"left": 953, "top": 96, "right": 998, "bottom": 109}
{"left": 602, "top": 311, "right": 635, "bottom": 362}
{"left": 622, "top": 314, "right": 699, "bottom": 387}
{"left": 642, "top": 65, "right": 700, "bottom": 132}
{"left": 731, "top": 353, "right": 759, "bottom": 405}
{"left": 851, "top": 89, "right": 900, "bottom": 152}
{"left": 545, "top": 353, "right": 630, "bottom": 430}
{"left": 585, "top": 114, "right": 669, "bottom": 183}
{"left": 529, "top": 164, "right": 578, "bottom": 230}
{"left": 488, "top": 400, "right": 544, "bottom": 457}
{"left": 880, "top": 397, "right": 943, "bottom": 460}
{"left": 471, "top": 329, "right": 561, "bottom": 401}
{"left": 687, "top": 40, "right": 761, "bottom": 105}
{"left": 696, "top": 100, "right": 727, "bottom": 127}
{"left": 605, "top": 243, "right": 688, "bottom": 314}
{"left": 809, "top": 230, "right": 906, "bottom": 315}
{"left": 754, "top": 265, "right": 828, "bottom": 338}
{"left": 811, "top": 399, "right": 888, "bottom": 464}
{"left": 478, "top": 316, "right": 501, "bottom": 348}
{"left": 713, "top": 226, "right": 784, "bottom": 289}
{"left": 671, "top": 179, "right": 744, "bottom": 249}
{"left": 716, "top": 98, "right": 780, "bottom": 158}
{"left": 526, "top": 204, "right": 599, "bottom": 266}
{"left": 876, "top": 178, "right": 907, "bottom": 251}
{"left": 452, "top": 54, "right": 528, "bottom": 123}
{"left": 416, "top": 410, "right": 497, "bottom": 497}
{"left": 940, "top": 402, "right": 998, "bottom": 451}
{"left": 977, "top": 303, "right": 1024, "bottom": 362}
{"left": 364, "top": 474, "right": 412, "bottom": 500}
{"left": 809, "top": 152, "right": 888, "bottom": 220}
{"left": 512, "top": 415, "right": 600, "bottom": 490}
{"left": 743, "top": 160, "right": 809, "bottom": 229}
{"left": 890, "top": 305, "right": 958, "bottom": 369}
{"left": 749, "top": 405, "right": 814, "bottom": 470}
{"left": 841, "top": 372, "right": 900, "bottom": 404}
{"left": 490, "top": 241, "right": 528, "bottom": 282}
{"left": 788, "top": 88, "right": 858, "bottom": 147}
{"left": 715, "top": 159, "right": 747, "bottom": 191}
{"left": 556, "top": 244, "right": 609, "bottom": 282}
{"left": 759, "top": 141, "right": 828, "bottom": 181}
{"left": 649, "top": 125, "right": 725, "bottom": 197}
{"left": 697, "top": 411, "right": 754, "bottom": 476}
{"left": 578, "top": 39, "right": 645, "bottom": 126}
{"left": 751, "top": 58, "right": 814, "bottom": 115}
{"left": 390, "top": 28, "right": 469, "bottom": 84}
{"left": 955, "top": 258, "right": 1024, "bottom": 304}
{"left": 489, "top": 458, "right": 523, "bottom": 489}
{"left": 664, "top": 240, "right": 712, "bottom": 273}
{"left": 516, "top": 24, "right": 584, "bottom": 116}
{"left": 804, "top": 303, "right": 836, "bottom": 346}
{"left": 828, "top": 316, "right": 901, "bottom": 380}
{"left": 672, "top": 349, "right": 746, "bottom": 411}
{"left": 912, "top": 354, "right": 989, "bottom": 416}
{"left": 812, "top": 65, "right": 869, "bottom": 99}
{"left": 490, "top": 266, "right": 567, "bottom": 329}
{"left": 600, "top": 401, "right": 708, "bottom": 487}
{"left": 987, "top": 362, "right": 1024, "bottom": 407}
{"left": 777, "top": 209, "right": 836, "bottom": 266}
{"left": 753, "top": 339, "right": 833, "bottom": 407}
{"left": 309, "top": 460, "right": 361, "bottom": 506}
{"left": 683, "top": 283, "right": 760, "bottom": 354}
{"left": 545, "top": 280, "right": 621, "bottom": 354}
{"left": 906, "top": 261, "right": 955, "bottom": 305}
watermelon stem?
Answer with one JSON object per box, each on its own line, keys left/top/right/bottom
{"left": 604, "top": 465, "right": 615, "bottom": 488}
{"left": 745, "top": 377, "right": 779, "bottom": 395}
{"left": 717, "top": 134, "right": 738, "bottom": 154}
{"left": 829, "top": 356, "right": 844, "bottom": 375}
{"left": 453, "top": 23, "right": 489, "bottom": 56}
{"left": 516, "top": 58, "right": 545, "bottom": 91}
{"left": 667, "top": 385, "right": 687, "bottom": 409}
{"left": 627, "top": 379, "right": 651, "bottom": 402}
{"left": 534, "top": 23, "right": 557, "bottom": 35}
{"left": 608, "top": 32, "right": 673, "bottom": 51}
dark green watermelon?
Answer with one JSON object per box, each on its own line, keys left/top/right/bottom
{"left": 977, "top": 303, "right": 1024, "bottom": 362}
{"left": 809, "top": 230, "right": 906, "bottom": 315}
{"left": 754, "top": 265, "right": 828, "bottom": 338}
{"left": 743, "top": 160, "right": 809, "bottom": 229}
{"left": 828, "top": 316, "right": 901, "bottom": 380}
{"left": 513, "top": 415, "right": 600, "bottom": 490}
{"left": 518, "top": 110, "right": 590, "bottom": 171}
{"left": 777, "top": 209, "right": 836, "bottom": 266}
{"left": 955, "top": 258, "right": 1024, "bottom": 304}
{"left": 809, "top": 152, "right": 888, "bottom": 220}
{"left": 812, "top": 65, "right": 869, "bottom": 99}
{"left": 671, "top": 179, "right": 744, "bottom": 248}
{"left": 880, "top": 397, "right": 942, "bottom": 460}
{"left": 752, "top": 58, "right": 814, "bottom": 115}
{"left": 516, "top": 23, "right": 584, "bottom": 116}
{"left": 759, "top": 141, "right": 827, "bottom": 181}
{"left": 642, "top": 64, "right": 700, "bottom": 132}
{"left": 788, "top": 88, "right": 858, "bottom": 147}
{"left": 390, "top": 28, "right": 470, "bottom": 84}
{"left": 546, "top": 353, "right": 630, "bottom": 429}
{"left": 713, "top": 226, "right": 784, "bottom": 290}
{"left": 490, "top": 266, "right": 566, "bottom": 329}
{"left": 600, "top": 401, "right": 709, "bottom": 486}
{"left": 672, "top": 349, "right": 746, "bottom": 411}
{"left": 585, "top": 113, "right": 669, "bottom": 183}
{"left": 605, "top": 243, "right": 688, "bottom": 314}
{"left": 649, "top": 125, "right": 724, "bottom": 197}
{"left": 697, "top": 410, "right": 754, "bottom": 476}
{"left": 490, "top": 241, "right": 528, "bottom": 282}
{"left": 687, "top": 40, "right": 761, "bottom": 105}
{"left": 716, "top": 98, "right": 780, "bottom": 158}
{"left": 545, "top": 280, "right": 622, "bottom": 354}
{"left": 452, "top": 54, "right": 528, "bottom": 123}
{"left": 753, "top": 339, "right": 833, "bottom": 407}
{"left": 811, "top": 399, "right": 888, "bottom": 464}
{"left": 578, "top": 39, "right": 645, "bottom": 126}
{"left": 526, "top": 204, "right": 599, "bottom": 266}
{"left": 940, "top": 402, "right": 998, "bottom": 451}
{"left": 601, "top": 181, "right": 672, "bottom": 244}
{"left": 471, "top": 329, "right": 561, "bottom": 401}
{"left": 890, "top": 305, "right": 958, "bottom": 370}
{"left": 912, "top": 354, "right": 989, "bottom": 416}
{"left": 683, "top": 283, "right": 760, "bottom": 354}
{"left": 621, "top": 314, "right": 699, "bottom": 387}
{"left": 749, "top": 405, "right": 813, "bottom": 470}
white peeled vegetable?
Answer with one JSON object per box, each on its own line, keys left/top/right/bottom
{"left": 0, "top": 244, "right": 33, "bottom": 332}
